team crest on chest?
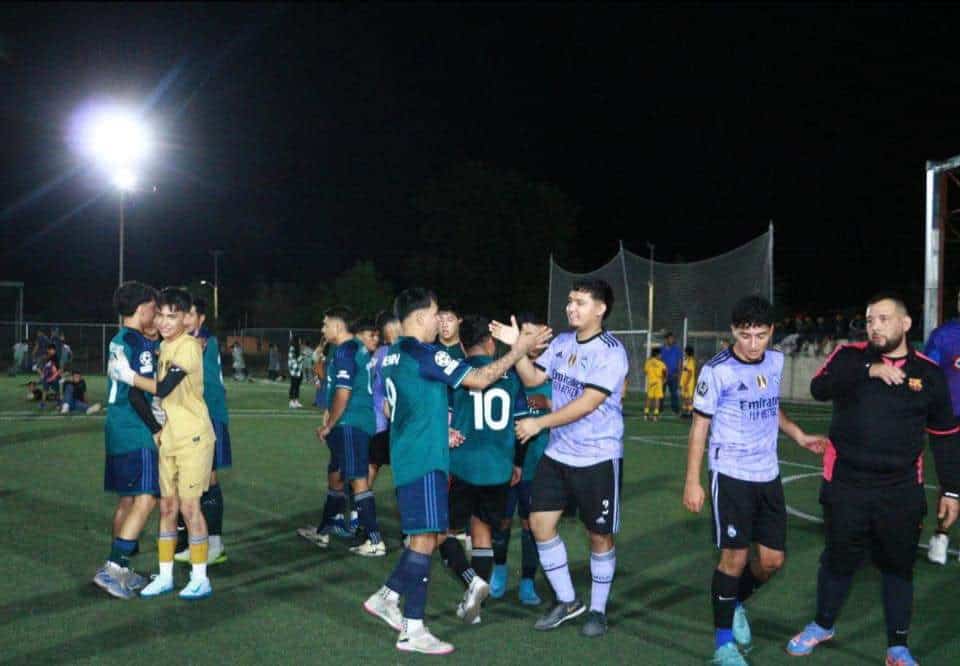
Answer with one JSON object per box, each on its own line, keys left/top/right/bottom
{"left": 908, "top": 377, "right": 923, "bottom": 392}
{"left": 755, "top": 374, "right": 767, "bottom": 390}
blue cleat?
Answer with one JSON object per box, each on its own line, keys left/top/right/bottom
{"left": 490, "top": 564, "right": 508, "bottom": 599}
{"left": 733, "top": 604, "right": 751, "bottom": 649}
{"left": 179, "top": 576, "right": 212, "bottom": 601}
{"left": 712, "top": 642, "right": 747, "bottom": 665}
{"left": 92, "top": 562, "right": 136, "bottom": 600}
{"left": 885, "top": 646, "right": 918, "bottom": 666}
{"left": 518, "top": 578, "right": 542, "bottom": 606}
{"left": 786, "top": 622, "right": 834, "bottom": 656}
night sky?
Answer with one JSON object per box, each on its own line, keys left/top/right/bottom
{"left": 3, "top": 3, "right": 960, "bottom": 322}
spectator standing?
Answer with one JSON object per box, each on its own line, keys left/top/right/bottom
{"left": 267, "top": 343, "right": 281, "bottom": 381}
{"left": 231, "top": 342, "right": 247, "bottom": 381}
{"left": 288, "top": 337, "right": 304, "bottom": 408}
{"left": 660, "top": 332, "right": 682, "bottom": 415}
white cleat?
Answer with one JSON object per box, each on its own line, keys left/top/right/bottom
{"left": 928, "top": 533, "right": 949, "bottom": 565}
{"left": 179, "top": 576, "right": 212, "bottom": 601}
{"left": 363, "top": 587, "right": 403, "bottom": 631}
{"left": 140, "top": 575, "right": 175, "bottom": 598}
{"left": 396, "top": 624, "right": 455, "bottom": 655}
{"left": 60, "top": 403, "right": 70, "bottom": 415}
{"left": 86, "top": 403, "right": 102, "bottom": 415}
{"left": 349, "top": 539, "right": 386, "bottom": 557}
{"left": 458, "top": 576, "right": 489, "bottom": 625}
{"left": 297, "top": 526, "right": 330, "bottom": 548}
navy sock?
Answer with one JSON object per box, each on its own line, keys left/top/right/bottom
{"left": 882, "top": 572, "right": 913, "bottom": 648}
{"left": 712, "top": 569, "right": 739, "bottom": 648}
{"left": 737, "top": 563, "right": 764, "bottom": 603}
{"left": 319, "top": 490, "right": 346, "bottom": 529}
{"left": 402, "top": 550, "right": 433, "bottom": 620}
{"left": 493, "top": 528, "right": 510, "bottom": 566}
{"left": 201, "top": 483, "right": 224, "bottom": 536}
{"left": 354, "top": 490, "right": 381, "bottom": 544}
{"left": 815, "top": 561, "right": 854, "bottom": 630}
{"left": 108, "top": 537, "right": 137, "bottom": 568}
{"left": 521, "top": 528, "right": 539, "bottom": 579}
{"left": 386, "top": 548, "right": 412, "bottom": 595}
{"left": 471, "top": 548, "right": 494, "bottom": 583}
{"left": 439, "top": 537, "right": 474, "bottom": 589}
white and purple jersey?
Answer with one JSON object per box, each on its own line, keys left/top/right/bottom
{"left": 371, "top": 344, "right": 390, "bottom": 434}
{"left": 532, "top": 330, "right": 629, "bottom": 467}
{"left": 693, "top": 347, "right": 784, "bottom": 483}
{"left": 924, "top": 319, "right": 960, "bottom": 416}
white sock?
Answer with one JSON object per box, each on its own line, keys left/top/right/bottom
{"left": 589, "top": 547, "right": 616, "bottom": 613}
{"left": 209, "top": 535, "right": 223, "bottom": 551}
{"left": 537, "top": 536, "right": 576, "bottom": 604}
{"left": 159, "top": 561, "right": 174, "bottom": 579}
{"left": 192, "top": 562, "right": 208, "bottom": 580}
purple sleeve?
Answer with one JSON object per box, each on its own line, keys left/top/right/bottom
{"left": 333, "top": 343, "right": 357, "bottom": 391}
{"left": 583, "top": 344, "right": 628, "bottom": 395}
{"left": 532, "top": 338, "right": 560, "bottom": 376}
{"left": 410, "top": 343, "right": 471, "bottom": 388}
{"left": 372, "top": 347, "right": 388, "bottom": 430}
{"left": 924, "top": 329, "right": 943, "bottom": 366}
{"left": 692, "top": 363, "right": 721, "bottom": 417}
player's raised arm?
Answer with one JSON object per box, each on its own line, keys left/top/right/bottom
{"left": 461, "top": 323, "right": 551, "bottom": 391}
{"left": 490, "top": 317, "right": 550, "bottom": 387}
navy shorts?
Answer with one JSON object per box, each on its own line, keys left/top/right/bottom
{"left": 505, "top": 480, "right": 533, "bottom": 520}
{"left": 104, "top": 448, "right": 160, "bottom": 496}
{"left": 397, "top": 471, "right": 449, "bottom": 535}
{"left": 327, "top": 425, "right": 370, "bottom": 480}
{"left": 212, "top": 420, "right": 232, "bottom": 470}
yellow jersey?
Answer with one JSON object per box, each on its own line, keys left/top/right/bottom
{"left": 681, "top": 356, "right": 697, "bottom": 392}
{"left": 643, "top": 357, "right": 667, "bottom": 388}
{"left": 159, "top": 334, "right": 215, "bottom": 448}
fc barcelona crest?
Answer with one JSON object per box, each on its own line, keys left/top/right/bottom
{"left": 908, "top": 377, "right": 923, "bottom": 392}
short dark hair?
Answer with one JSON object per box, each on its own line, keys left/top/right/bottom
{"left": 114, "top": 281, "right": 158, "bottom": 317}
{"left": 665, "top": 331, "right": 675, "bottom": 339}
{"left": 651, "top": 348, "right": 661, "bottom": 357}
{"left": 159, "top": 287, "right": 192, "bottom": 313}
{"left": 731, "top": 295, "right": 774, "bottom": 328}
{"left": 192, "top": 296, "right": 208, "bottom": 317}
{"left": 515, "top": 311, "right": 544, "bottom": 327}
{"left": 571, "top": 279, "right": 614, "bottom": 321}
{"left": 438, "top": 302, "right": 461, "bottom": 318}
{"left": 376, "top": 310, "right": 399, "bottom": 333}
{"left": 867, "top": 291, "right": 909, "bottom": 315}
{"left": 685, "top": 345, "right": 695, "bottom": 355}
{"left": 394, "top": 287, "right": 437, "bottom": 322}
{"left": 324, "top": 306, "right": 354, "bottom": 325}
{"left": 460, "top": 314, "right": 492, "bottom": 350}
{"left": 353, "top": 317, "right": 377, "bottom": 334}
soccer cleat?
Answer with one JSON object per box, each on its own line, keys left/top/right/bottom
{"left": 207, "top": 539, "right": 226, "bottom": 565}
{"left": 580, "top": 610, "right": 608, "bottom": 638}
{"left": 60, "top": 403, "right": 70, "bottom": 415}
{"left": 396, "top": 624, "right": 455, "bottom": 655}
{"left": 927, "top": 533, "right": 948, "bottom": 565}
{"left": 534, "top": 599, "right": 586, "bottom": 631}
{"left": 179, "top": 576, "right": 212, "bottom": 601}
{"left": 86, "top": 403, "right": 102, "bottom": 415}
{"left": 92, "top": 562, "right": 135, "bottom": 600}
{"left": 455, "top": 601, "right": 482, "bottom": 624}
{"left": 140, "top": 575, "right": 175, "bottom": 598}
{"left": 712, "top": 642, "right": 748, "bottom": 665}
{"left": 886, "top": 646, "right": 919, "bottom": 666}
{"left": 519, "top": 578, "right": 542, "bottom": 606}
{"left": 124, "top": 568, "right": 148, "bottom": 591}
{"left": 786, "top": 622, "right": 834, "bottom": 656}
{"left": 297, "top": 526, "right": 330, "bottom": 548}
{"left": 733, "top": 604, "right": 752, "bottom": 648}
{"left": 349, "top": 538, "right": 386, "bottom": 557}
{"left": 458, "top": 576, "right": 490, "bottom": 624}
{"left": 490, "top": 564, "right": 508, "bottom": 598}
{"left": 363, "top": 587, "right": 403, "bottom": 631}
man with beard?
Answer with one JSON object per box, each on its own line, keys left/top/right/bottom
{"left": 787, "top": 293, "right": 960, "bottom": 666}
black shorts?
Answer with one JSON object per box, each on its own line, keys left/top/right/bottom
{"left": 449, "top": 477, "right": 509, "bottom": 531}
{"left": 369, "top": 429, "right": 390, "bottom": 467}
{"left": 530, "top": 456, "right": 622, "bottom": 535}
{"left": 819, "top": 480, "right": 926, "bottom": 579}
{"left": 709, "top": 472, "right": 786, "bottom": 551}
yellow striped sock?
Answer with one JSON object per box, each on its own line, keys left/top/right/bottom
{"left": 158, "top": 533, "right": 177, "bottom": 563}
{"left": 190, "top": 539, "right": 209, "bottom": 565}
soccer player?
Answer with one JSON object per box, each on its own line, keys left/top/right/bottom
{"left": 362, "top": 288, "right": 549, "bottom": 655}
{"left": 110, "top": 288, "right": 217, "bottom": 600}
{"left": 490, "top": 278, "right": 629, "bottom": 639}
{"left": 491, "top": 311, "right": 552, "bottom": 606}
{"left": 171, "top": 296, "right": 230, "bottom": 565}
{"left": 92, "top": 281, "right": 162, "bottom": 600}
{"left": 680, "top": 345, "right": 696, "bottom": 417}
{"left": 923, "top": 288, "right": 960, "bottom": 564}
{"left": 438, "top": 302, "right": 465, "bottom": 360}
{"left": 786, "top": 293, "right": 960, "bottom": 665}
{"left": 369, "top": 311, "right": 401, "bottom": 487}
{"left": 682, "top": 296, "right": 825, "bottom": 666}
{"left": 643, "top": 348, "right": 667, "bottom": 421}
{"left": 438, "top": 314, "right": 528, "bottom": 625}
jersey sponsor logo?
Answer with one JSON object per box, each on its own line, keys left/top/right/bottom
{"left": 697, "top": 380, "right": 709, "bottom": 397}
{"left": 908, "top": 377, "right": 923, "bottom": 392}
{"left": 382, "top": 353, "right": 400, "bottom": 367}
{"left": 756, "top": 374, "right": 768, "bottom": 389}
{"left": 739, "top": 396, "right": 779, "bottom": 421}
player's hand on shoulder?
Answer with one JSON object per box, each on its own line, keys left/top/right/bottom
{"left": 868, "top": 362, "right": 905, "bottom": 385}
{"left": 448, "top": 427, "right": 465, "bottom": 448}
{"left": 683, "top": 480, "right": 705, "bottom": 513}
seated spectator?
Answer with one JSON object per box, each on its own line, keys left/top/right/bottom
{"left": 39, "top": 343, "right": 62, "bottom": 409}
{"left": 60, "top": 371, "right": 102, "bottom": 415}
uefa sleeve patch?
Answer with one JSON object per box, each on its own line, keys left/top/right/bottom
{"left": 434, "top": 351, "right": 453, "bottom": 367}
{"left": 697, "top": 381, "right": 709, "bottom": 397}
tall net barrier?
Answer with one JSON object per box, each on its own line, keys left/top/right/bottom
{"left": 548, "top": 227, "right": 773, "bottom": 389}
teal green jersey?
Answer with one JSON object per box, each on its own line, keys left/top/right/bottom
{"left": 105, "top": 327, "right": 158, "bottom": 455}
{"left": 382, "top": 337, "right": 472, "bottom": 487}
{"left": 450, "top": 355, "right": 528, "bottom": 485}
{"left": 198, "top": 329, "right": 229, "bottom": 425}
{"left": 442, "top": 342, "right": 466, "bottom": 360}
{"left": 324, "top": 343, "right": 338, "bottom": 407}
{"left": 521, "top": 380, "right": 552, "bottom": 480}
{"left": 331, "top": 338, "right": 376, "bottom": 435}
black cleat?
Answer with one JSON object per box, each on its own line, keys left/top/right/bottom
{"left": 580, "top": 611, "right": 608, "bottom": 637}
{"left": 534, "top": 599, "right": 586, "bottom": 631}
